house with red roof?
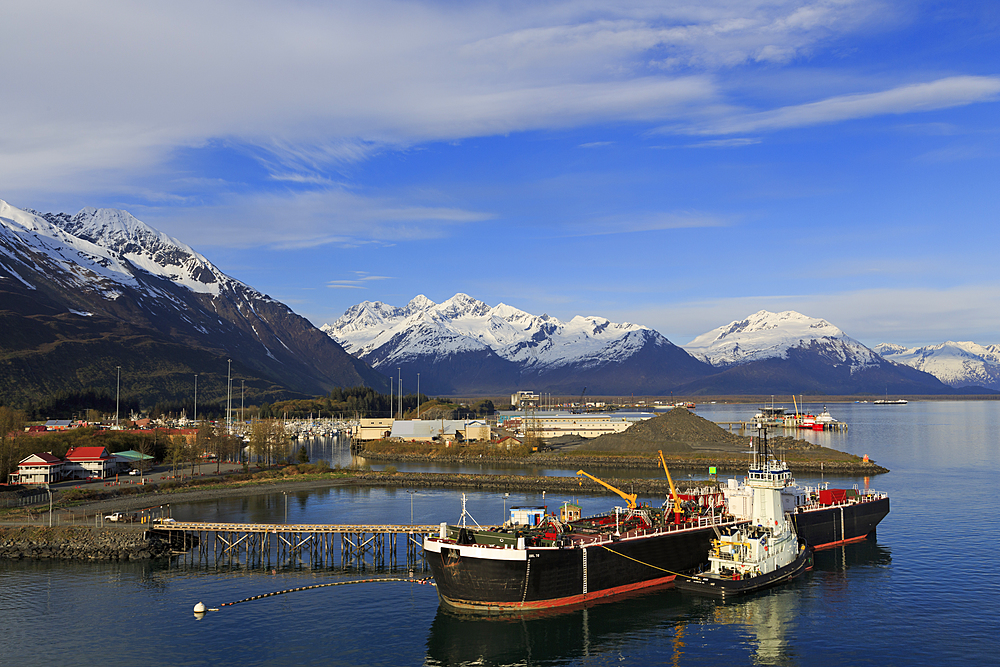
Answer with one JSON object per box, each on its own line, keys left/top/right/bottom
{"left": 10, "top": 452, "right": 64, "bottom": 485}
{"left": 63, "top": 446, "right": 114, "bottom": 480}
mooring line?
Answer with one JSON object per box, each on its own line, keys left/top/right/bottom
{"left": 597, "top": 544, "right": 697, "bottom": 580}
{"left": 218, "top": 577, "right": 437, "bottom": 608}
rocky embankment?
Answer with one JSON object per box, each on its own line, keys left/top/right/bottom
{"left": 353, "top": 471, "right": 713, "bottom": 495}
{"left": 0, "top": 526, "right": 177, "bottom": 561}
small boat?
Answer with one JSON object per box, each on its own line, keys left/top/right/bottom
{"left": 676, "top": 423, "right": 812, "bottom": 600}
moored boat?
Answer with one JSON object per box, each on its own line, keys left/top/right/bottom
{"left": 721, "top": 421, "right": 889, "bottom": 550}
{"left": 677, "top": 423, "right": 811, "bottom": 600}
{"left": 424, "top": 472, "right": 740, "bottom": 614}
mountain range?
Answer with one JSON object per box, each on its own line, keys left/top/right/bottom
{"left": 321, "top": 294, "right": 709, "bottom": 395}
{"left": 324, "top": 296, "right": 986, "bottom": 396}
{"left": 0, "top": 199, "right": 386, "bottom": 409}
{"left": 874, "top": 341, "right": 1000, "bottom": 390}
{"left": 3, "top": 195, "right": 994, "bottom": 407}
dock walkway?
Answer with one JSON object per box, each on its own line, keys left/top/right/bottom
{"left": 154, "top": 522, "right": 441, "bottom": 570}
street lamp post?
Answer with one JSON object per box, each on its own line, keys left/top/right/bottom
{"left": 503, "top": 492, "right": 509, "bottom": 525}
{"left": 417, "top": 373, "right": 420, "bottom": 419}
{"left": 194, "top": 374, "right": 198, "bottom": 425}
{"left": 397, "top": 368, "right": 401, "bottom": 419}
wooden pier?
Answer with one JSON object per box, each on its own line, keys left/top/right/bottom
{"left": 153, "top": 522, "right": 439, "bottom": 571}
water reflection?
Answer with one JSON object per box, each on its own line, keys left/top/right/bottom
{"left": 422, "top": 537, "right": 892, "bottom": 667}
{"left": 424, "top": 589, "right": 698, "bottom": 666}
{"left": 704, "top": 591, "right": 801, "bottom": 667}
{"left": 813, "top": 538, "right": 892, "bottom": 573}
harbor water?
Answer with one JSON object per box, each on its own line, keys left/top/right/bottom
{"left": 2, "top": 401, "right": 999, "bottom": 665}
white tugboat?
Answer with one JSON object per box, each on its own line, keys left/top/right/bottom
{"left": 676, "top": 423, "right": 812, "bottom": 600}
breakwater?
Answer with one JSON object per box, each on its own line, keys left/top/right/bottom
{"left": 358, "top": 451, "right": 889, "bottom": 475}
{"left": 0, "top": 526, "right": 177, "bottom": 561}
{"left": 352, "top": 471, "right": 718, "bottom": 496}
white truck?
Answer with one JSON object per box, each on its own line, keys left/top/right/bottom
{"left": 103, "top": 512, "right": 131, "bottom": 522}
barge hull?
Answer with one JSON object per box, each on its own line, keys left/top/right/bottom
{"left": 793, "top": 496, "right": 889, "bottom": 550}
{"left": 426, "top": 524, "right": 724, "bottom": 612}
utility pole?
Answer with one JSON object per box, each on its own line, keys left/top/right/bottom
{"left": 397, "top": 367, "right": 401, "bottom": 419}
{"left": 115, "top": 366, "right": 121, "bottom": 429}
{"left": 417, "top": 373, "right": 420, "bottom": 419}
{"left": 194, "top": 374, "right": 198, "bottom": 425}
{"left": 227, "top": 359, "right": 232, "bottom": 435}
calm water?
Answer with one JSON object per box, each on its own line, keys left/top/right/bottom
{"left": 3, "top": 401, "right": 999, "bottom": 666}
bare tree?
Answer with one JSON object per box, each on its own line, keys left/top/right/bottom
{"left": 0, "top": 407, "right": 26, "bottom": 483}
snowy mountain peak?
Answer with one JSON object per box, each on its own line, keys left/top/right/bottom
{"left": 435, "top": 293, "right": 491, "bottom": 319}
{"left": 684, "top": 309, "right": 879, "bottom": 371}
{"left": 43, "top": 207, "right": 227, "bottom": 296}
{"left": 404, "top": 294, "right": 436, "bottom": 315}
{"left": 876, "top": 340, "right": 1000, "bottom": 388}
{"left": 1, "top": 199, "right": 254, "bottom": 301}
{"left": 324, "top": 293, "right": 665, "bottom": 372}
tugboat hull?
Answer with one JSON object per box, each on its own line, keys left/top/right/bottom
{"left": 675, "top": 543, "right": 812, "bottom": 600}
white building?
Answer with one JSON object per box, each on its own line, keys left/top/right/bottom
{"left": 10, "top": 453, "right": 64, "bottom": 485}
{"left": 498, "top": 411, "right": 654, "bottom": 438}
{"left": 388, "top": 419, "right": 491, "bottom": 443}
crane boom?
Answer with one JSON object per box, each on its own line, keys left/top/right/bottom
{"left": 576, "top": 470, "right": 637, "bottom": 509}
{"left": 658, "top": 450, "right": 683, "bottom": 518}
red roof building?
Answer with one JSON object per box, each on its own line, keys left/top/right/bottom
{"left": 63, "top": 446, "right": 114, "bottom": 479}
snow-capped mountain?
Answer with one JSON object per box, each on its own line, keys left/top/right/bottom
{"left": 323, "top": 294, "right": 710, "bottom": 395}
{"left": 874, "top": 341, "right": 1000, "bottom": 389}
{"left": 684, "top": 310, "right": 881, "bottom": 372}
{"left": 676, "top": 310, "right": 949, "bottom": 395}
{"left": 0, "top": 198, "right": 385, "bottom": 405}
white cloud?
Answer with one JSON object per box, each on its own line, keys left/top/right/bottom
{"left": 685, "top": 137, "right": 762, "bottom": 148}
{"left": 682, "top": 76, "right": 1000, "bottom": 135}
{"left": 139, "top": 187, "right": 494, "bottom": 249}
{"left": 327, "top": 272, "right": 394, "bottom": 289}
{"left": 0, "top": 0, "right": 900, "bottom": 194}
{"left": 560, "top": 211, "right": 732, "bottom": 238}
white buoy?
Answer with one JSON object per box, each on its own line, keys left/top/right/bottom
{"left": 193, "top": 601, "right": 206, "bottom": 613}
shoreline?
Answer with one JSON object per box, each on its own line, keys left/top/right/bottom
{"left": 359, "top": 451, "right": 889, "bottom": 475}
{"left": 4, "top": 458, "right": 885, "bottom": 519}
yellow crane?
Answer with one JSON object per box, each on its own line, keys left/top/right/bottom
{"left": 658, "top": 450, "right": 683, "bottom": 522}
{"left": 576, "top": 470, "right": 637, "bottom": 509}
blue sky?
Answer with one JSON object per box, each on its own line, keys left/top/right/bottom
{"left": 3, "top": 1, "right": 999, "bottom": 347}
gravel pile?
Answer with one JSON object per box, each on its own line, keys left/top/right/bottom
{"left": 582, "top": 408, "right": 750, "bottom": 453}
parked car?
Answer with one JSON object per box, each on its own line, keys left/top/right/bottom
{"left": 104, "top": 512, "right": 132, "bottom": 522}
{"left": 128, "top": 469, "right": 140, "bottom": 475}
{"left": 152, "top": 517, "right": 176, "bottom": 524}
